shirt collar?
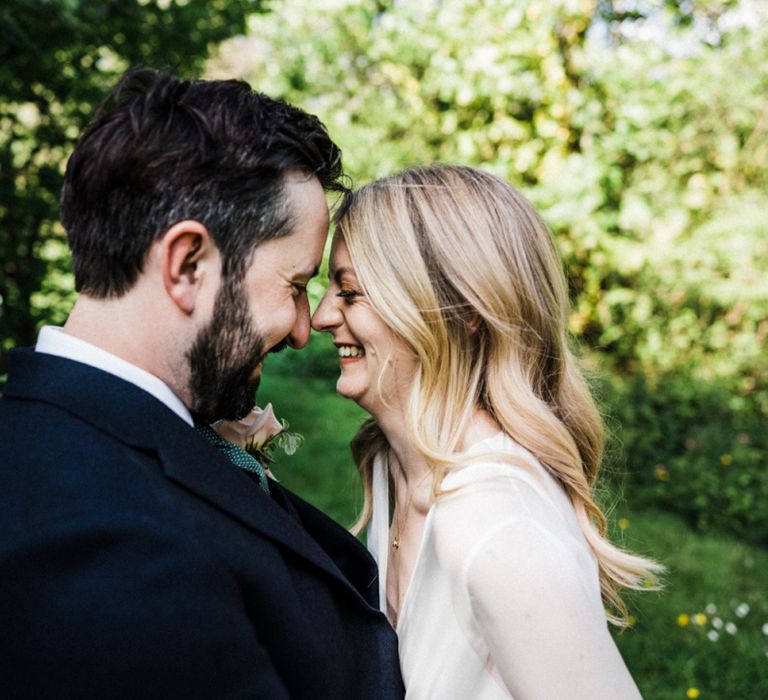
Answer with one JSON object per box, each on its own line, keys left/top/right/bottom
{"left": 35, "top": 326, "right": 194, "bottom": 427}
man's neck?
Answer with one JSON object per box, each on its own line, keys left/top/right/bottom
{"left": 64, "top": 295, "right": 161, "bottom": 372}
{"left": 62, "top": 292, "right": 195, "bottom": 417}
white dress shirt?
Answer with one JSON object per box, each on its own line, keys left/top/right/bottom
{"left": 35, "top": 326, "right": 193, "bottom": 426}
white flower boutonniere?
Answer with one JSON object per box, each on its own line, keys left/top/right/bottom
{"left": 211, "top": 403, "right": 303, "bottom": 478}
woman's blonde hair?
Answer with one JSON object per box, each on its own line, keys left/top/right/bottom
{"left": 338, "top": 165, "right": 663, "bottom": 624}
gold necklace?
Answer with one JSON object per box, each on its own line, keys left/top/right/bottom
{"left": 391, "top": 494, "right": 412, "bottom": 550}
{"left": 391, "top": 472, "right": 430, "bottom": 550}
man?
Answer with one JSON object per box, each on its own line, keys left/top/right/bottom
{"left": 0, "top": 69, "right": 403, "bottom": 698}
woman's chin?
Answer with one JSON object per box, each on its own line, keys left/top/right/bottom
{"left": 336, "top": 379, "right": 365, "bottom": 406}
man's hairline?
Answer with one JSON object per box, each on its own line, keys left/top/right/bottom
{"left": 223, "top": 167, "right": 330, "bottom": 285}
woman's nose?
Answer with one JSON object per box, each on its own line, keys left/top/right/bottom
{"left": 311, "top": 290, "right": 341, "bottom": 333}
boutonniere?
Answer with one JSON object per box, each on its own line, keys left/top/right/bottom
{"left": 211, "top": 403, "right": 303, "bottom": 478}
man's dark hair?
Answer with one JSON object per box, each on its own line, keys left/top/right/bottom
{"left": 60, "top": 68, "right": 346, "bottom": 297}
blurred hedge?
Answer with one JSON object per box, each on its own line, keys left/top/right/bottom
{"left": 0, "top": 0, "right": 264, "bottom": 372}
{"left": 604, "top": 372, "right": 768, "bottom": 544}
{"left": 210, "top": 0, "right": 767, "bottom": 541}
{"left": 2, "top": 1, "right": 765, "bottom": 541}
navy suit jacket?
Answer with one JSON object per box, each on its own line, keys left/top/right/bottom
{"left": 0, "top": 349, "right": 403, "bottom": 699}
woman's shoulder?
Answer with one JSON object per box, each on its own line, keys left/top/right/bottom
{"left": 440, "top": 432, "right": 560, "bottom": 504}
{"left": 429, "top": 433, "right": 590, "bottom": 566}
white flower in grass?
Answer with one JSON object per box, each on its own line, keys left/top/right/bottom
{"left": 735, "top": 602, "right": 750, "bottom": 618}
{"left": 712, "top": 617, "right": 724, "bottom": 630}
{"left": 705, "top": 603, "right": 717, "bottom": 615}
{"left": 762, "top": 623, "right": 768, "bottom": 636}
{"left": 725, "top": 622, "right": 738, "bottom": 635}
{"left": 707, "top": 630, "right": 720, "bottom": 642}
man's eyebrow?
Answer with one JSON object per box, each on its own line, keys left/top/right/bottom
{"left": 295, "top": 265, "right": 319, "bottom": 280}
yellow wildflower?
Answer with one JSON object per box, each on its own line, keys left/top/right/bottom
{"left": 687, "top": 688, "right": 700, "bottom": 699}
{"left": 678, "top": 614, "right": 690, "bottom": 626}
{"left": 618, "top": 518, "right": 630, "bottom": 530}
{"left": 720, "top": 453, "right": 732, "bottom": 465}
{"left": 693, "top": 613, "right": 707, "bottom": 625}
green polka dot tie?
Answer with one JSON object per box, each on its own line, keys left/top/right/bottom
{"left": 196, "top": 424, "right": 269, "bottom": 494}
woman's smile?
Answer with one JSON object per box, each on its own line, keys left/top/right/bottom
{"left": 312, "top": 236, "right": 417, "bottom": 417}
{"left": 337, "top": 343, "right": 365, "bottom": 362}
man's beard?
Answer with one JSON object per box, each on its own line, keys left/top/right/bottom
{"left": 186, "top": 276, "right": 265, "bottom": 424}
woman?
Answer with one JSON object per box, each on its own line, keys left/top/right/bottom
{"left": 312, "top": 165, "right": 662, "bottom": 699}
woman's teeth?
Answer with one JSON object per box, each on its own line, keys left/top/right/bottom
{"left": 338, "top": 345, "right": 364, "bottom": 358}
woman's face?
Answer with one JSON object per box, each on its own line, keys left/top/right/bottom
{"left": 311, "top": 236, "right": 418, "bottom": 418}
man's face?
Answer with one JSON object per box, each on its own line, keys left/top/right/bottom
{"left": 187, "top": 175, "right": 329, "bottom": 422}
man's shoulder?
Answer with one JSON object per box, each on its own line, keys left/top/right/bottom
{"left": 2, "top": 346, "right": 191, "bottom": 455}
{"left": 0, "top": 383, "right": 145, "bottom": 462}
{"left": 0, "top": 388, "right": 118, "bottom": 458}
{"left": 0, "top": 395, "right": 162, "bottom": 529}
{"left": 0, "top": 364, "right": 186, "bottom": 540}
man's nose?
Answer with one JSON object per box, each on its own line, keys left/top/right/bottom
{"left": 287, "top": 308, "right": 310, "bottom": 350}
{"left": 287, "top": 298, "right": 311, "bottom": 349}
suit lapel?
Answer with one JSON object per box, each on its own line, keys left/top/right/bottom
{"left": 5, "top": 349, "right": 380, "bottom": 613}
{"left": 158, "top": 430, "right": 379, "bottom": 610}
{"left": 278, "top": 483, "right": 381, "bottom": 608}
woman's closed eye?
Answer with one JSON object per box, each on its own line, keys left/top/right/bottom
{"left": 336, "top": 289, "right": 362, "bottom": 303}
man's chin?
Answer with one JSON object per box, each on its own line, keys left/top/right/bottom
{"left": 268, "top": 339, "right": 289, "bottom": 356}
{"left": 234, "top": 376, "right": 262, "bottom": 418}
{"left": 196, "top": 376, "right": 262, "bottom": 424}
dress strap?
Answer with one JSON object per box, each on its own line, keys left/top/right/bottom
{"left": 367, "top": 452, "right": 390, "bottom": 614}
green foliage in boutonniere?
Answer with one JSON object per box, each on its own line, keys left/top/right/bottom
{"left": 251, "top": 416, "right": 304, "bottom": 465}
{"left": 211, "top": 403, "right": 303, "bottom": 475}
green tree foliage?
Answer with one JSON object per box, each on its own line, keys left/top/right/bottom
{"left": 0, "top": 0, "right": 262, "bottom": 372}
{"left": 209, "top": 0, "right": 767, "bottom": 538}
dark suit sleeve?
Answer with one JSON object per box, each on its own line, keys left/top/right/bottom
{"left": 0, "top": 517, "right": 290, "bottom": 699}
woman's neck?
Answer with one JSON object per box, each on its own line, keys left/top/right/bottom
{"left": 457, "top": 408, "right": 503, "bottom": 451}
{"left": 375, "top": 410, "right": 432, "bottom": 493}
{"left": 379, "top": 405, "right": 502, "bottom": 626}
{"left": 375, "top": 405, "right": 502, "bottom": 497}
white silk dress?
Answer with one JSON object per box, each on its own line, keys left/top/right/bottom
{"left": 368, "top": 433, "right": 642, "bottom": 700}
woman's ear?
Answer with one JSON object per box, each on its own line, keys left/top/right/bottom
{"left": 465, "top": 312, "right": 482, "bottom": 336}
{"left": 160, "top": 220, "right": 217, "bottom": 314}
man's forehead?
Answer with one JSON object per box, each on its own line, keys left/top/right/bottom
{"left": 271, "top": 246, "right": 321, "bottom": 277}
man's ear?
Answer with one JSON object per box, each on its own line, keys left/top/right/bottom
{"left": 160, "top": 220, "right": 217, "bottom": 314}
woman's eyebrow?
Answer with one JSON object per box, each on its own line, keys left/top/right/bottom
{"left": 331, "top": 266, "right": 355, "bottom": 283}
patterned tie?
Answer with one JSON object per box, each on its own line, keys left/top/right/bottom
{"left": 195, "top": 424, "right": 270, "bottom": 495}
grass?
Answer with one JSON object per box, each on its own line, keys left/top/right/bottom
{"left": 258, "top": 371, "right": 768, "bottom": 698}
{"left": 258, "top": 370, "right": 367, "bottom": 527}
{"left": 611, "top": 509, "right": 768, "bottom": 698}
